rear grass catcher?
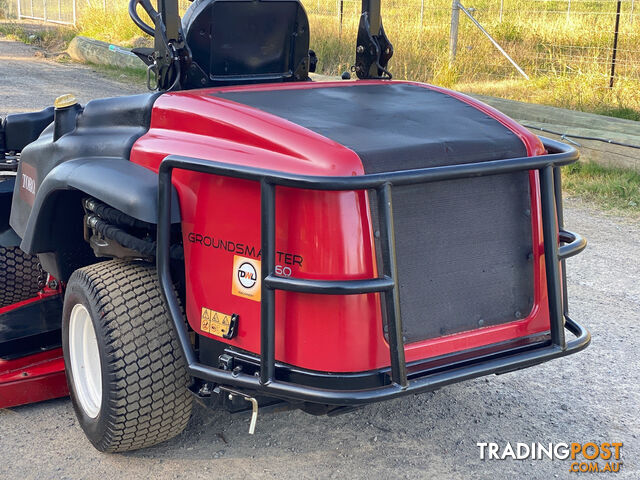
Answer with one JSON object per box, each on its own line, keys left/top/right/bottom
{"left": 0, "top": 0, "right": 589, "bottom": 452}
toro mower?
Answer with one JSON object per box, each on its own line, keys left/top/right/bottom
{"left": 0, "top": 0, "right": 589, "bottom": 452}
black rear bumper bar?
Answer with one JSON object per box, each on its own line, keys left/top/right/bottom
{"left": 157, "top": 136, "right": 590, "bottom": 406}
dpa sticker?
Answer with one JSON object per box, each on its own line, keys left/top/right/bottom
{"left": 232, "top": 255, "right": 261, "bottom": 302}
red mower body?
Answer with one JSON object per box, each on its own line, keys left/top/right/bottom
{"left": 0, "top": 0, "right": 590, "bottom": 452}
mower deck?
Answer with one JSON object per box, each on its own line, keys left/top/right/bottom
{"left": 0, "top": 295, "right": 68, "bottom": 409}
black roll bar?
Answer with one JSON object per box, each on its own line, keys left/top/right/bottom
{"left": 156, "top": 136, "right": 590, "bottom": 406}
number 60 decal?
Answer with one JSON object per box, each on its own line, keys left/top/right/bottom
{"left": 275, "top": 265, "right": 292, "bottom": 277}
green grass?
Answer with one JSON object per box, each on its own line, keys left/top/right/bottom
{"left": 564, "top": 161, "right": 640, "bottom": 214}
{"left": 75, "top": 3, "right": 151, "bottom": 49}
{"left": 83, "top": 62, "right": 147, "bottom": 85}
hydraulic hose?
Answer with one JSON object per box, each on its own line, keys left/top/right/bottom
{"left": 129, "top": 0, "right": 157, "bottom": 37}
{"left": 86, "top": 215, "right": 184, "bottom": 261}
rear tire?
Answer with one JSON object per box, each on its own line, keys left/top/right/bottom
{"left": 62, "top": 260, "right": 192, "bottom": 452}
{"left": 0, "top": 246, "right": 42, "bottom": 308}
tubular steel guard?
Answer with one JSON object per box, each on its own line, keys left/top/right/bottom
{"left": 157, "top": 136, "right": 591, "bottom": 406}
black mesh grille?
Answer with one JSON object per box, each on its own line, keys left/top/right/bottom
{"left": 373, "top": 172, "right": 534, "bottom": 342}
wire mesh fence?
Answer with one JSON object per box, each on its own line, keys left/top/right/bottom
{"left": 15, "top": 0, "right": 77, "bottom": 25}
{"left": 300, "top": 0, "right": 640, "bottom": 84}
{"left": 3, "top": 0, "right": 639, "bottom": 86}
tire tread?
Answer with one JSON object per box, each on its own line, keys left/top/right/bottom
{"left": 68, "top": 260, "right": 192, "bottom": 452}
{"left": 0, "top": 246, "right": 42, "bottom": 308}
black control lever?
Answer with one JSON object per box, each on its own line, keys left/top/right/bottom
{"left": 128, "top": 0, "right": 192, "bottom": 91}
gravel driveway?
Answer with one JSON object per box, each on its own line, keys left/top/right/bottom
{"left": 0, "top": 37, "right": 638, "bottom": 480}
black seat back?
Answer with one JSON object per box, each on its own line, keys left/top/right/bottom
{"left": 182, "top": 0, "right": 311, "bottom": 88}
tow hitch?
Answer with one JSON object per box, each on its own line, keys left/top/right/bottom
{"left": 217, "top": 387, "right": 259, "bottom": 435}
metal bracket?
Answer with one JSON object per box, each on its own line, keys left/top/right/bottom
{"left": 353, "top": 0, "right": 393, "bottom": 79}
{"left": 129, "top": 0, "right": 192, "bottom": 91}
{"left": 218, "top": 387, "right": 259, "bottom": 434}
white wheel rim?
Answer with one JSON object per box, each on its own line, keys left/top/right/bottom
{"left": 69, "top": 303, "right": 102, "bottom": 418}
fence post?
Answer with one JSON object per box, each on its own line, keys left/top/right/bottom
{"left": 17, "top": 0, "right": 21, "bottom": 20}
{"left": 73, "top": 0, "right": 77, "bottom": 25}
{"left": 43, "top": 0, "right": 47, "bottom": 22}
{"left": 500, "top": 0, "right": 504, "bottom": 22}
{"left": 420, "top": 0, "right": 424, "bottom": 28}
{"left": 566, "top": 0, "right": 571, "bottom": 22}
{"left": 339, "top": 0, "right": 343, "bottom": 37}
{"left": 609, "top": 0, "right": 622, "bottom": 88}
{"left": 449, "top": 0, "right": 460, "bottom": 64}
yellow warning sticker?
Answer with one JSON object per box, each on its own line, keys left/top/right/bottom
{"left": 200, "top": 307, "right": 235, "bottom": 338}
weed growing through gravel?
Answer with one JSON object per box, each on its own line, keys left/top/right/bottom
{"left": 0, "top": 21, "right": 75, "bottom": 52}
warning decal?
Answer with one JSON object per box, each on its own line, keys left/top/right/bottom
{"left": 200, "top": 307, "right": 237, "bottom": 338}
{"left": 232, "top": 255, "right": 261, "bottom": 302}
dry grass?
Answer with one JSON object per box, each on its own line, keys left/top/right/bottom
{"left": 75, "top": 2, "right": 152, "bottom": 48}
{"left": 304, "top": 0, "right": 640, "bottom": 120}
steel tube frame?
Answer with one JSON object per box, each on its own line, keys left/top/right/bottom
{"left": 540, "top": 166, "right": 565, "bottom": 348}
{"left": 260, "top": 180, "right": 276, "bottom": 385}
{"left": 377, "top": 183, "right": 407, "bottom": 387}
{"left": 157, "top": 136, "right": 590, "bottom": 406}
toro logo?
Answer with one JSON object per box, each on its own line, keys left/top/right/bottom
{"left": 21, "top": 174, "right": 36, "bottom": 194}
{"left": 237, "top": 262, "right": 257, "bottom": 288}
{"left": 19, "top": 163, "right": 38, "bottom": 206}
{"left": 232, "top": 255, "right": 261, "bottom": 302}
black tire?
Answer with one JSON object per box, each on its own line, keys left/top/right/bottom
{"left": 0, "top": 246, "right": 42, "bottom": 308}
{"left": 62, "top": 260, "right": 192, "bottom": 452}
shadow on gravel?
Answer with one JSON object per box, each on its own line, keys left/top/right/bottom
{"left": 121, "top": 378, "right": 545, "bottom": 463}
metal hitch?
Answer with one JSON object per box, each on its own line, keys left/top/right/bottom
{"left": 217, "top": 387, "right": 259, "bottom": 434}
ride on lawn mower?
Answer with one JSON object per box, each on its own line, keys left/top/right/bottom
{"left": 0, "top": 0, "right": 590, "bottom": 452}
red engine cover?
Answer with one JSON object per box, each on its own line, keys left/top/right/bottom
{"left": 130, "top": 80, "right": 549, "bottom": 373}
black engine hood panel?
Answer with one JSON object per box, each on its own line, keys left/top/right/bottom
{"left": 213, "top": 82, "right": 528, "bottom": 173}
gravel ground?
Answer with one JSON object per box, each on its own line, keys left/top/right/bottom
{"left": 0, "top": 37, "right": 638, "bottom": 480}
{"left": 0, "top": 38, "right": 141, "bottom": 116}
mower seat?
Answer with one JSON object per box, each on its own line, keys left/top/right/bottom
{"left": 1, "top": 107, "right": 54, "bottom": 154}
{"left": 181, "top": 0, "right": 311, "bottom": 88}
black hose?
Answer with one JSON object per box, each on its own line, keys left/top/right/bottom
{"left": 90, "top": 216, "right": 156, "bottom": 256}
{"left": 88, "top": 216, "right": 184, "bottom": 261}
{"left": 85, "top": 199, "right": 153, "bottom": 230}
{"left": 129, "top": 0, "right": 156, "bottom": 37}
